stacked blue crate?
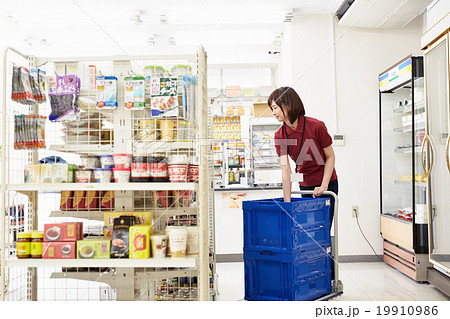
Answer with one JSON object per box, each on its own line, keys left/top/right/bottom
{"left": 243, "top": 197, "right": 332, "bottom": 301}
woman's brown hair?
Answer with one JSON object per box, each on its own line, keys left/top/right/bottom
{"left": 267, "top": 87, "right": 305, "bottom": 125}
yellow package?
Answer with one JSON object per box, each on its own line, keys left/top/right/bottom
{"left": 77, "top": 238, "right": 111, "bottom": 259}
{"left": 129, "top": 225, "right": 151, "bottom": 259}
{"left": 104, "top": 211, "right": 152, "bottom": 237}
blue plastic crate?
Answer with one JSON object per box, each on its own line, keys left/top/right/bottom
{"left": 244, "top": 248, "right": 332, "bottom": 301}
{"left": 244, "top": 246, "right": 331, "bottom": 282}
{"left": 243, "top": 197, "right": 331, "bottom": 251}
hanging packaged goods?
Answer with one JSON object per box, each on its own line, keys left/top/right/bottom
{"left": 11, "top": 66, "right": 46, "bottom": 104}
{"left": 96, "top": 75, "right": 118, "bottom": 109}
{"left": 14, "top": 114, "right": 47, "bottom": 150}
{"left": 124, "top": 75, "right": 146, "bottom": 110}
{"left": 48, "top": 74, "right": 81, "bottom": 122}
{"left": 151, "top": 77, "right": 178, "bottom": 116}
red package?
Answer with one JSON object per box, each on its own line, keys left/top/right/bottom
{"left": 44, "top": 222, "right": 83, "bottom": 242}
{"left": 43, "top": 242, "right": 76, "bottom": 259}
{"left": 101, "top": 191, "right": 115, "bottom": 210}
{"left": 73, "top": 191, "right": 85, "bottom": 211}
{"left": 84, "top": 191, "right": 99, "bottom": 211}
{"left": 60, "top": 191, "right": 73, "bottom": 211}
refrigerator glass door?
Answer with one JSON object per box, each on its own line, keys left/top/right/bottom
{"left": 424, "top": 34, "right": 450, "bottom": 272}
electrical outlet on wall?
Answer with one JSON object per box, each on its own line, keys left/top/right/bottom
{"left": 352, "top": 206, "right": 359, "bottom": 218}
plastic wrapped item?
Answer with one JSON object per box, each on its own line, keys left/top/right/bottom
{"left": 48, "top": 74, "right": 81, "bottom": 122}
{"left": 11, "top": 66, "right": 46, "bottom": 105}
{"left": 96, "top": 76, "right": 118, "bottom": 109}
{"left": 151, "top": 77, "right": 178, "bottom": 117}
{"left": 14, "top": 115, "right": 47, "bottom": 150}
{"left": 124, "top": 76, "right": 145, "bottom": 110}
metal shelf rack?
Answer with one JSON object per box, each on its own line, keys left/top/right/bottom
{"left": 1, "top": 46, "right": 214, "bottom": 301}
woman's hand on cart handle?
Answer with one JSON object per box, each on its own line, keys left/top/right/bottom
{"left": 313, "top": 186, "right": 327, "bottom": 197}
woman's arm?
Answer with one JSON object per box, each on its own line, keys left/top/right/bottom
{"left": 280, "top": 154, "right": 292, "bottom": 202}
{"left": 313, "top": 145, "right": 335, "bottom": 197}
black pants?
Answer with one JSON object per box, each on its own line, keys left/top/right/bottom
{"left": 300, "top": 178, "right": 338, "bottom": 281}
{"left": 299, "top": 178, "right": 338, "bottom": 226}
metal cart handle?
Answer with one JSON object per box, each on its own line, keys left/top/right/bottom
{"left": 291, "top": 190, "right": 341, "bottom": 294}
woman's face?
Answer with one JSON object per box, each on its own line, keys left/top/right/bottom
{"left": 270, "top": 103, "right": 285, "bottom": 122}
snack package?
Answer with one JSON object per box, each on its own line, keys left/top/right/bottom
{"left": 124, "top": 77, "right": 134, "bottom": 109}
{"left": 48, "top": 74, "right": 81, "bottom": 122}
{"left": 96, "top": 76, "right": 118, "bottom": 109}
{"left": 151, "top": 77, "right": 178, "bottom": 117}
{"left": 101, "top": 190, "right": 115, "bottom": 210}
{"left": 124, "top": 76, "right": 145, "bottom": 110}
{"left": 129, "top": 225, "right": 151, "bottom": 259}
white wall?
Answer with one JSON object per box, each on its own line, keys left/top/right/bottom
{"left": 284, "top": 14, "right": 423, "bottom": 256}
{"left": 425, "top": 0, "right": 450, "bottom": 31}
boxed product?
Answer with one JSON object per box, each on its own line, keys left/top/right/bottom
{"left": 104, "top": 211, "right": 152, "bottom": 237}
{"left": 110, "top": 216, "right": 135, "bottom": 258}
{"left": 40, "top": 164, "right": 53, "bottom": 183}
{"left": 24, "top": 165, "right": 40, "bottom": 183}
{"left": 44, "top": 222, "right": 83, "bottom": 242}
{"left": 52, "top": 164, "right": 76, "bottom": 183}
{"left": 129, "top": 225, "right": 151, "bottom": 259}
{"left": 77, "top": 237, "right": 111, "bottom": 259}
{"left": 42, "top": 242, "right": 76, "bottom": 259}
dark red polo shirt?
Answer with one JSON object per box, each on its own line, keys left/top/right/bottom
{"left": 274, "top": 115, "right": 337, "bottom": 187}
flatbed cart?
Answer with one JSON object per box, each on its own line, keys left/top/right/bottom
{"left": 292, "top": 190, "right": 343, "bottom": 300}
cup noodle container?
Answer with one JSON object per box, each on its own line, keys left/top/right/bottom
{"left": 75, "top": 169, "right": 93, "bottom": 183}
{"left": 113, "top": 154, "right": 132, "bottom": 168}
{"left": 80, "top": 156, "right": 101, "bottom": 169}
{"left": 112, "top": 168, "right": 131, "bottom": 183}
{"left": 168, "top": 226, "right": 188, "bottom": 258}
{"left": 188, "top": 156, "right": 199, "bottom": 182}
{"left": 92, "top": 168, "right": 113, "bottom": 183}
{"left": 168, "top": 154, "right": 189, "bottom": 183}
{"left": 186, "top": 226, "right": 199, "bottom": 255}
{"left": 99, "top": 155, "right": 115, "bottom": 168}
{"left": 151, "top": 233, "right": 168, "bottom": 258}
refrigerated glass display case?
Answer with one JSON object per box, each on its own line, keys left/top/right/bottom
{"left": 379, "top": 55, "right": 431, "bottom": 282}
{"left": 423, "top": 33, "right": 450, "bottom": 275}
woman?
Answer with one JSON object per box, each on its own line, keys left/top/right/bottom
{"left": 269, "top": 87, "right": 338, "bottom": 224}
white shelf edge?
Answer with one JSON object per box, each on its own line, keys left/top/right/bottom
{"left": 394, "top": 180, "right": 427, "bottom": 187}
{"left": 50, "top": 207, "right": 198, "bottom": 220}
{"left": 6, "top": 182, "right": 198, "bottom": 192}
{"left": 49, "top": 144, "right": 114, "bottom": 155}
{"left": 5, "top": 256, "right": 198, "bottom": 268}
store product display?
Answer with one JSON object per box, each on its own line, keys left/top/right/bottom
{"left": 124, "top": 75, "right": 146, "bottom": 110}
{"left": 48, "top": 74, "right": 81, "bottom": 122}
{"left": 14, "top": 114, "right": 47, "bottom": 149}
{"left": 11, "top": 66, "right": 46, "bottom": 104}
{"left": 96, "top": 75, "right": 118, "bottom": 109}
{"left": 14, "top": 216, "right": 196, "bottom": 260}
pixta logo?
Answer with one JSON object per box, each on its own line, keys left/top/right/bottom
{"left": 273, "top": 138, "right": 325, "bottom": 166}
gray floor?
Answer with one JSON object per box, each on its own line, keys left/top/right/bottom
{"left": 215, "top": 261, "right": 450, "bottom": 301}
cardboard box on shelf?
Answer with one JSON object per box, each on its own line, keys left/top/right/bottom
{"left": 110, "top": 216, "right": 135, "bottom": 258}
{"left": 43, "top": 242, "right": 76, "bottom": 259}
{"left": 253, "top": 102, "right": 272, "bottom": 117}
{"left": 44, "top": 222, "right": 83, "bottom": 242}
{"left": 77, "top": 238, "right": 111, "bottom": 259}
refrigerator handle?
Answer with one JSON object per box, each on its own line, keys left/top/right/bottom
{"left": 421, "top": 134, "right": 434, "bottom": 177}
{"left": 446, "top": 134, "right": 450, "bottom": 174}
